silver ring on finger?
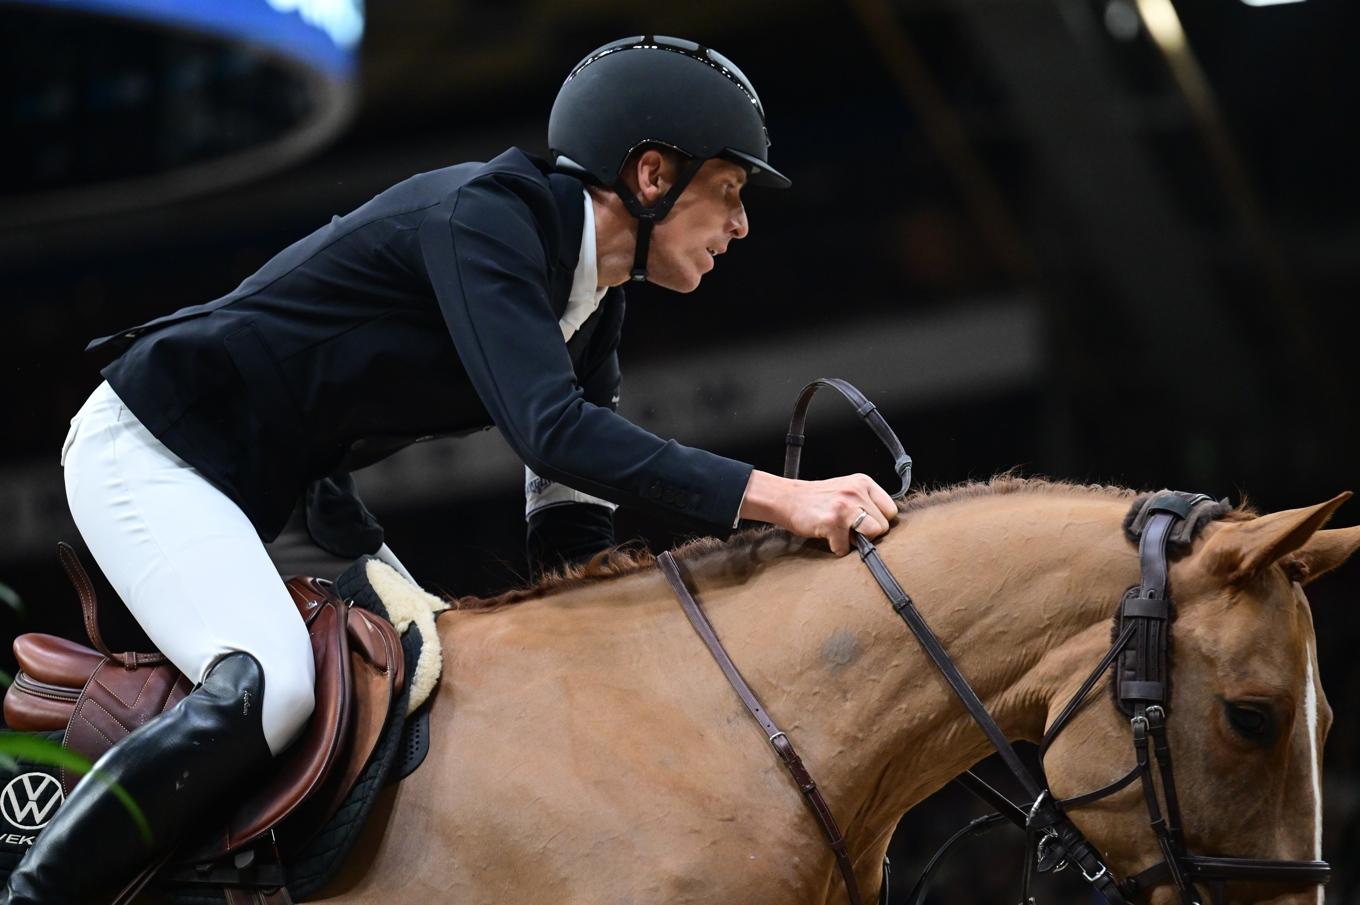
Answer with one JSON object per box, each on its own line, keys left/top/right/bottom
{"left": 850, "top": 509, "right": 869, "bottom": 532}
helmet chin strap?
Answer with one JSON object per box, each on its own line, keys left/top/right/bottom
{"left": 613, "top": 158, "right": 704, "bottom": 282}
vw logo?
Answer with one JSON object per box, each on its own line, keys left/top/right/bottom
{"left": 1, "top": 773, "right": 64, "bottom": 831}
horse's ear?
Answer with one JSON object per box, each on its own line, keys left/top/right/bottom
{"left": 1291, "top": 524, "right": 1360, "bottom": 585}
{"left": 1202, "top": 492, "right": 1352, "bottom": 583}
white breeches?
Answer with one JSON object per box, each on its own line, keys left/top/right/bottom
{"left": 61, "top": 381, "right": 315, "bottom": 756}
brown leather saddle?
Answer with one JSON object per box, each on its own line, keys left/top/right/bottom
{"left": 2, "top": 544, "right": 407, "bottom": 902}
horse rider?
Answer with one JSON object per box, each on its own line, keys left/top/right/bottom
{"left": 3, "top": 36, "right": 897, "bottom": 903}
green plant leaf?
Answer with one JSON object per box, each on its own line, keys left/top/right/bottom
{"left": 0, "top": 735, "right": 92, "bottom": 773}
{"left": 0, "top": 734, "right": 151, "bottom": 844}
{"left": 0, "top": 581, "right": 22, "bottom": 618}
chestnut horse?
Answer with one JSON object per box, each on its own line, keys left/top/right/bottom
{"left": 318, "top": 478, "right": 1359, "bottom": 904}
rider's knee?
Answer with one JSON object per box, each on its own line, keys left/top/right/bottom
{"left": 258, "top": 655, "right": 316, "bottom": 756}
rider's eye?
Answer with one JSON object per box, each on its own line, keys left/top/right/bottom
{"left": 1224, "top": 701, "right": 1276, "bottom": 744}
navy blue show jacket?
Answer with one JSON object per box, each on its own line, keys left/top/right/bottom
{"left": 87, "top": 148, "right": 754, "bottom": 544}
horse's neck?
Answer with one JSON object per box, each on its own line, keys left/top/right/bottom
{"left": 434, "top": 491, "right": 1139, "bottom": 886}
{"left": 697, "top": 492, "right": 1140, "bottom": 857}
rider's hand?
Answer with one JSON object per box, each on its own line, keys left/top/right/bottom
{"left": 738, "top": 470, "right": 897, "bottom": 556}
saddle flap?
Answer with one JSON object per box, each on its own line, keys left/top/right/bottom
{"left": 277, "top": 608, "right": 403, "bottom": 855}
{"left": 60, "top": 661, "right": 192, "bottom": 794}
{"left": 186, "top": 579, "right": 354, "bottom": 860}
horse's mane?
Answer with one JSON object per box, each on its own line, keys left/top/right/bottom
{"left": 451, "top": 475, "right": 1248, "bottom": 611}
{"left": 449, "top": 529, "right": 798, "bottom": 611}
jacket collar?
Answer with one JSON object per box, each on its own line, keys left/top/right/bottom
{"left": 546, "top": 171, "right": 586, "bottom": 315}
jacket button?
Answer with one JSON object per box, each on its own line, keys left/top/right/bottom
{"left": 646, "top": 481, "right": 662, "bottom": 501}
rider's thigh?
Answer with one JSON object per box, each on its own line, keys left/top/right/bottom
{"left": 62, "top": 381, "right": 315, "bottom": 756}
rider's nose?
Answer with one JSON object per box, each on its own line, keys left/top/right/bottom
{"left": 729, "top": 204, "right": 749, "bottom": 240}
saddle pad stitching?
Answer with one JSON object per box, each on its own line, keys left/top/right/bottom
{"left": 77, "top": 703, "right": 126, "bottom": 747}
{"left": 94, "top": 667, "right": 159, "bottom": 712}
{"left": 159, "top": 688, "right": 182, "bottom": 716}
{"left": 80, "top": 696, "right": 136, "bottom": 739}
{"left": 61, "top": 658, "right": 108, "bottom": 793}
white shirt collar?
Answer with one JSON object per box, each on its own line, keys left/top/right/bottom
{"left": 560, "top": 189, "right": 609, "bottom": 341}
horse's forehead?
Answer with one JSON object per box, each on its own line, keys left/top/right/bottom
{"left": 1180, "top": 569, "right": 1314, "bottom": 680}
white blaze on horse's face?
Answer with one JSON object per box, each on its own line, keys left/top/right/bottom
{"left": 1303, "top": 644, "right": 1323, "bottom": 905}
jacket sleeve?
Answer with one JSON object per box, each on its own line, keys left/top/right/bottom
{"left": 525, "top": 311, "right": 622, "bottom": 578}
{"left": 418, "top": 171, "right": 751, "bottom": 528}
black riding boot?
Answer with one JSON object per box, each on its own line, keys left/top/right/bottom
{"left": 1, "top": 651, "right": 275, "bottom": 905}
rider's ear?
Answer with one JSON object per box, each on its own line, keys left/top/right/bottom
{"left": 632, "top": 149, "right": 673, "bottom": 205}
{"left": 1200, "top": 492, "right": 1351, "bottom": 583}
{"left": 1290, "top": 523, "right": 1360, "bottom": 585}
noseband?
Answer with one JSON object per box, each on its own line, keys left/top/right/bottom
{"left": 659, "top": 379, "right": 1330, "bottom": 905}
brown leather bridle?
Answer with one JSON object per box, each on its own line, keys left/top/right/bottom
{"left": 658, "top": 379, "right": 1331, "bottom": 905}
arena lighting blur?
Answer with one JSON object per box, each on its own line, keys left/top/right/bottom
{"left": 1103, "top": 0, "right": 1141, "bottom": 41}
{"left": 0, "top": 0, "right": 363, "bottom": 227}
{"left": 1134, "top": 0, "right": 1186, "bottom": 53}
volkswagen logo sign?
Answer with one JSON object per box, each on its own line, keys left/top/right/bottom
{"left": 1, "top": 773, "right": 64, "bottom": 831}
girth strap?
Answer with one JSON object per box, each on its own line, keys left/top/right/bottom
{"left": 657, "top": 551, "right": 866, "bottom": 905}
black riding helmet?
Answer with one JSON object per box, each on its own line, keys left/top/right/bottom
{"left": 549, "top": 35, "right": 791, "bottom": 282}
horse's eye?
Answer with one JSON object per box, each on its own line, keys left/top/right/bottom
{"left": 1224, "top": 701, "right": 1276, "bottom": 744}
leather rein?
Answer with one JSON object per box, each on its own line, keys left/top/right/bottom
{"left": 657, "top": 378, "right": 1331, "bottom": 904}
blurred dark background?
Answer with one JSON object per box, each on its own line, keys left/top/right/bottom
{"left": 2, "top": 0, "right": 1357, "bottom": 900}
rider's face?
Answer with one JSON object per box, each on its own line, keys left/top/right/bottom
{"left": 637, "top": 157, "right": 750, "bottom": 293}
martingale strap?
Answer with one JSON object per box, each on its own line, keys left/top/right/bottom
{"left": 657, "top": 551, "right": 873, "bottom": 905}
